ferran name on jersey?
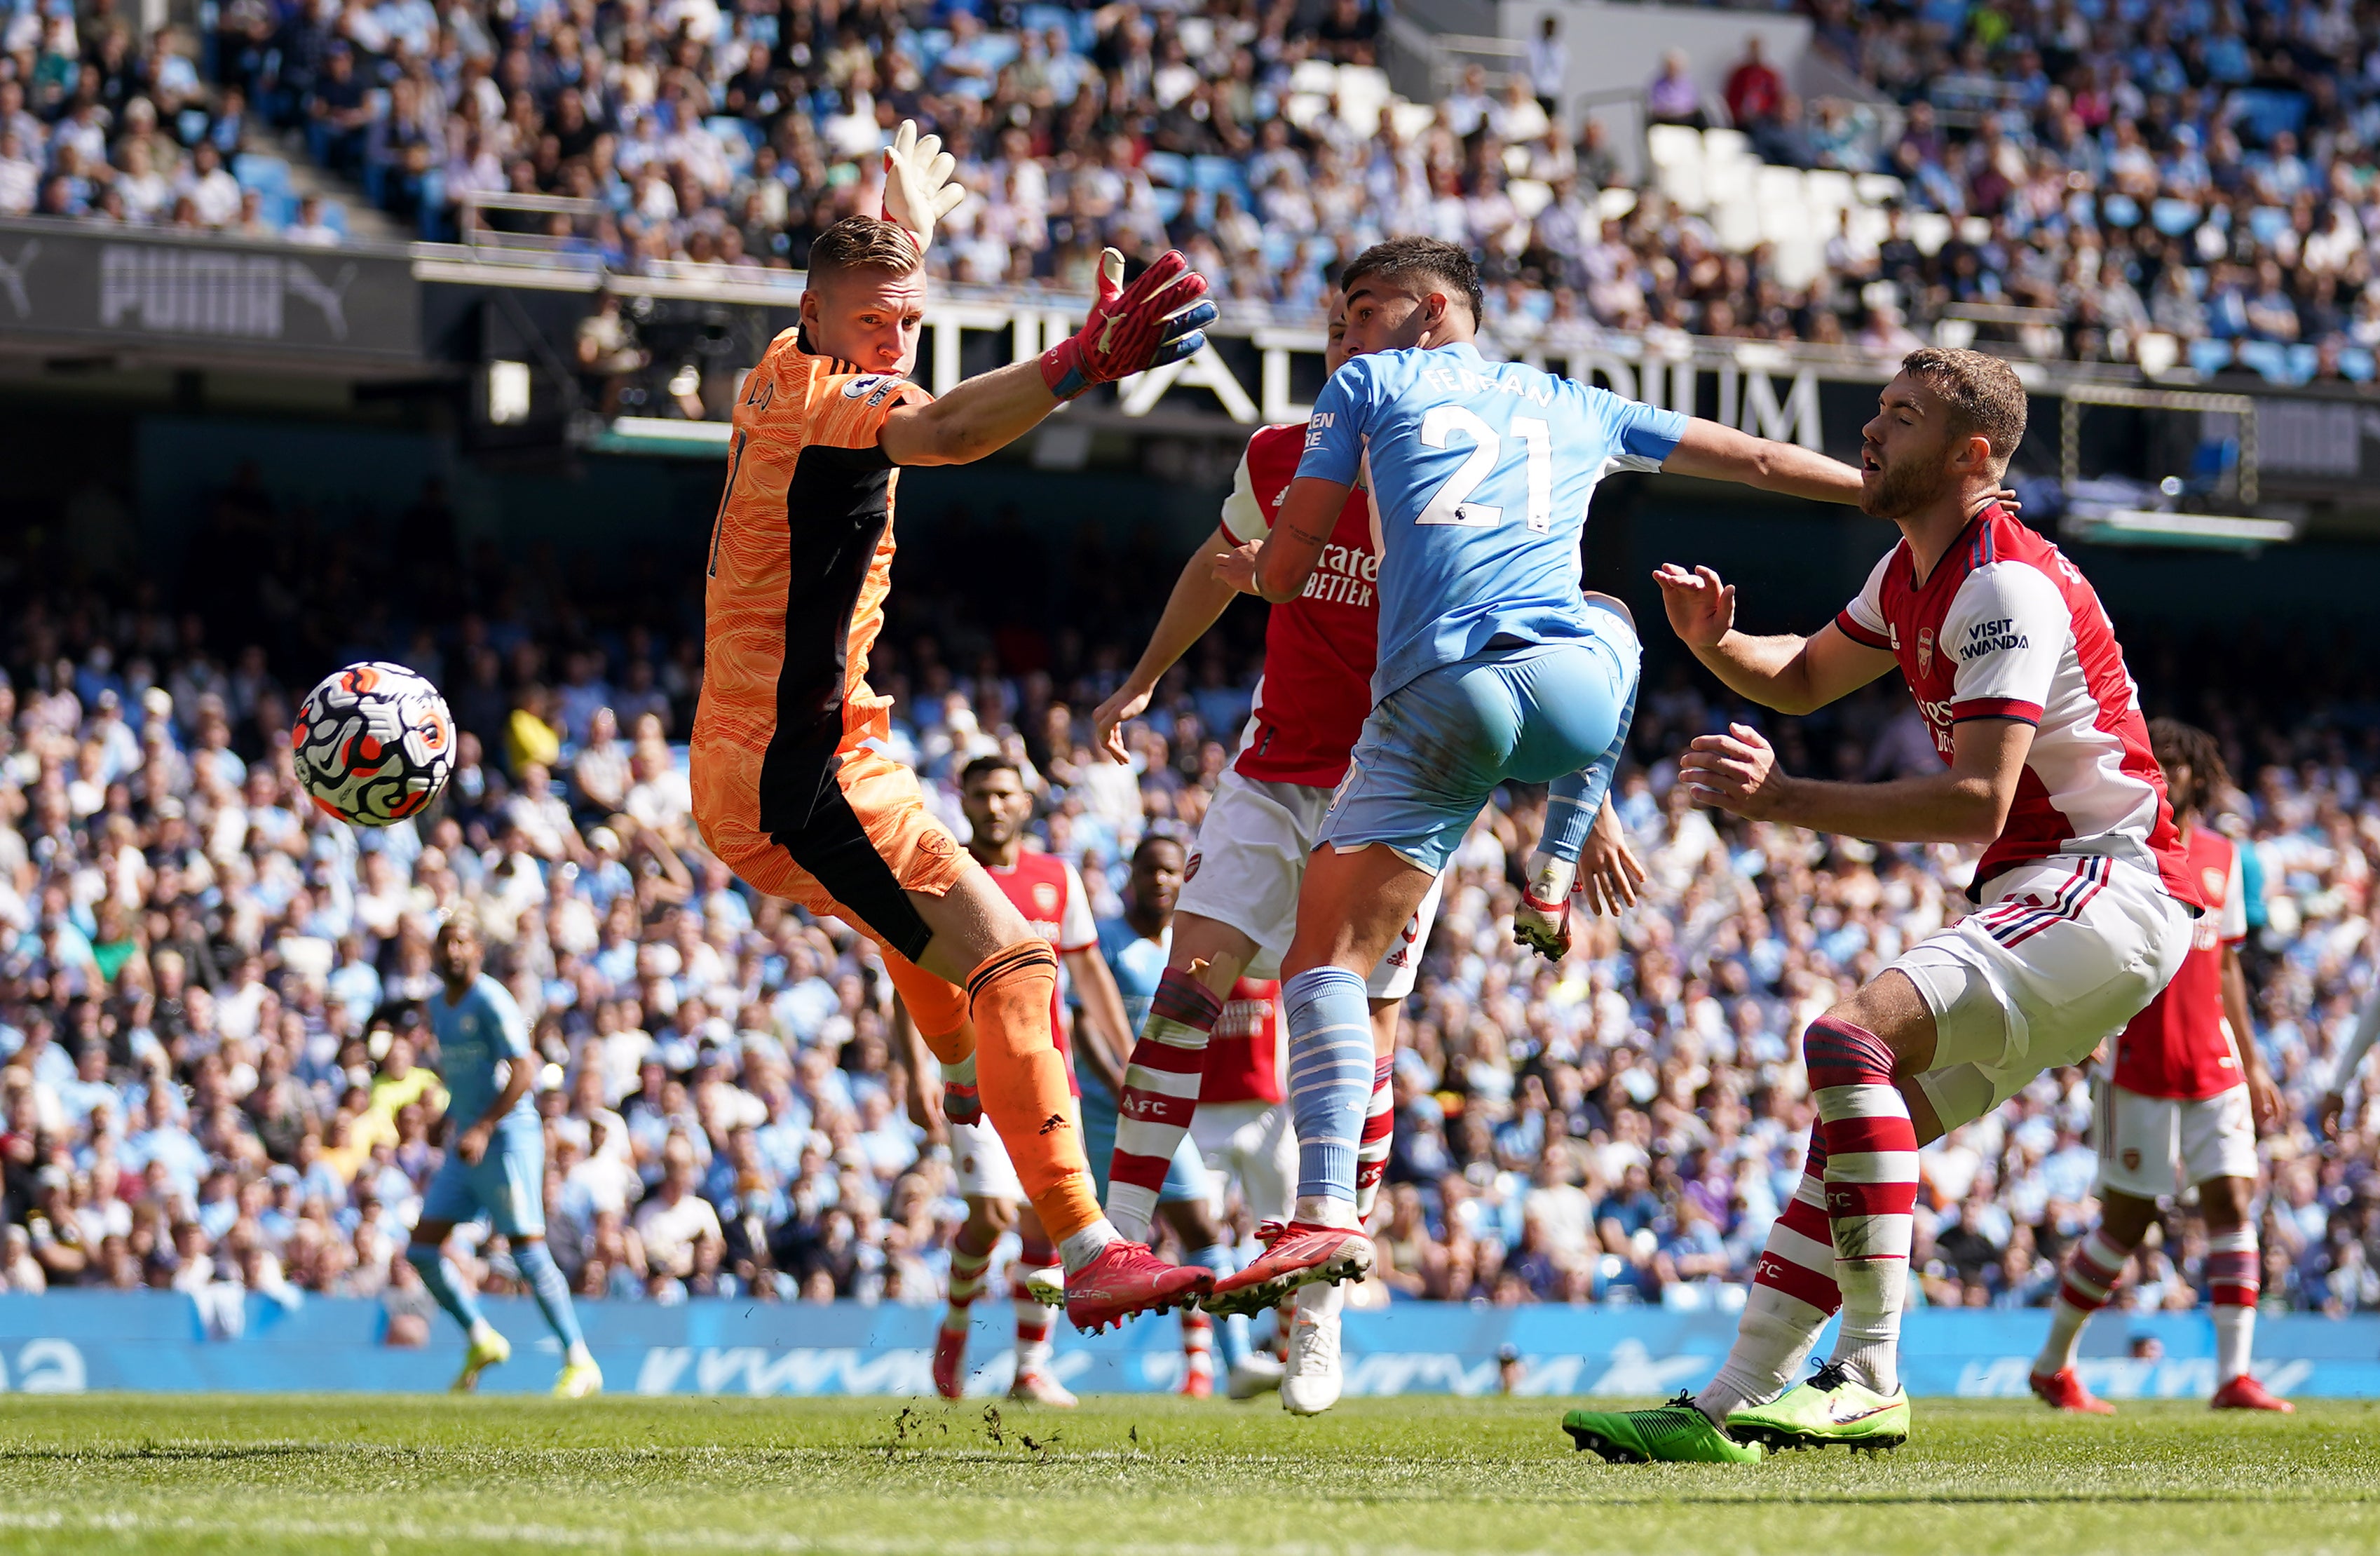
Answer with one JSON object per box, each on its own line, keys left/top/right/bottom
{"left": 1414, "top": 361, "right": 1558, "bottom": 406}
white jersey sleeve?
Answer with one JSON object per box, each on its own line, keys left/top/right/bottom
{"left": 1940, "top": 562, "right": 2068, "bottom": 724}
{"left": 1218, "top": 445, "right": 1269, "bottom": 545}
{"left": 1056, "top": 860, "right": 1099, "bottom": 953}
{"left": 1834, "top": 550, "right": 1897, "bottom": 651}
{"left": 2217, "top": 835, "right": 2248, "bottom": 943}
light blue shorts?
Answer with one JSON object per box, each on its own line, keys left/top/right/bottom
{"left": 1079, "top": 1076, "right": 1213, "bottom": 1207}
{"left": 420, "top": 1117, "right": 548, "bottom": 1238}
{"left": 1319, "top": 624, "right": 1638, "bottom": 876}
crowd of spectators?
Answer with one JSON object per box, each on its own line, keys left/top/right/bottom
{"left": 1, "top": 466, "right": 2378, "bottom": 1331}
{"left": 14, "top": 0, "right": 2380, "bottom": 380}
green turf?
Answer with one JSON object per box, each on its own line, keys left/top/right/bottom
{"left": 0, "top": 1394, "right": 2371, "bottom": 1555}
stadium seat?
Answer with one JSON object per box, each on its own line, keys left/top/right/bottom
{"left": 2189, "top": 337, "right": 2236, "bottom": 376}
{"left": 2101, "top": 192, "right": 2141, "bottom": 228}
{"left": 1507, "top": 179, "right": 1552, "bottom": 219}
{"left": 2151, "top": 198, "right": 2201, "bottom": 236}
{"left": 1910, "top": 212, "right": 1953, "bottom": 255}
{"left": 1854, "top": 172, "right": 1907, "bottom": 205}
{"left": 2235, "top": 339, "right": 2288, "bottom": 381}
{"left": 2339, "top": 346, "right": 2377, "bottom": 382}
{"left": 1139, "top": 151, "right": 1189, "bottom": 188}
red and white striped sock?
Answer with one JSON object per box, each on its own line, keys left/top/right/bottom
{"left": 1108, "top": 968, "right": 1220, "bottom": 1243}
{"left": 1012, "top": 1232, "right": 1059, "bottom": 1376}
{"left": 944, "top": 1232, "right": 994, "bottom": 1336}
{"left": 2034, "top": 1225, "right": 2136, "bottom": 1374}
{"left": 1354, "top": 1055, "right": 1395, "bottom": 1221}
{"left": 1806, "top": 1016, "right": 1917, "bottom": 1395}
{"left": 2207, "top": 1224, "right": 2259, "bottom": 1382}
{"left": 1696, "top": 1134, "right": 1840, "bottom": 1423}
{"left": 1180, "top": 1308, "right": 1216, "bottom": 1390}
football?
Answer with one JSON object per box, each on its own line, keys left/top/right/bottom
{"left": 290, "top": 661, "right": 455, "bottom": 826}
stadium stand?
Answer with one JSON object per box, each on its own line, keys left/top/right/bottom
{"left": 0, "top": 464, "right": 2374, "bottom": 1322}
{"left": 6, "top": 0, "right": 2380, "bottom": 383}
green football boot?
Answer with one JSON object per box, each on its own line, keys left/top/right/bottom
{"left": 1725, "top": 1362, "right": 1910, "bottom": 1452}
{"left": 1561, "top": 1395, "right": 1765, "bottom": 1465}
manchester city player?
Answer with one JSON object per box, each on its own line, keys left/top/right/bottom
{"left": 1206, "top": 236, "right": 1871, "bottom": 1311}
{"left": 407, "top": 912, "right": 601, "bottom": 1397}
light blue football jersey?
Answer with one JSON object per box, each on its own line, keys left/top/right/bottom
{"left": 1096, "top": 916, "right": 1170, "bottom": 1037}
{"left": 427, "top": 975, "right": 537, "bottom": 1129}
{"left": 1298, "top": 341, "right": 1686, "bottom": 701}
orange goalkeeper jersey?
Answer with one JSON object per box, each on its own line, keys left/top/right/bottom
{"left": 694, "top": 330, "right": 932, "bottom": 764}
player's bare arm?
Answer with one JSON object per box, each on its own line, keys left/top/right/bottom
{"left": 2222, "top": 944, "right": 2281, "bottom": 1132}
{"left": 1094, "top": 522, "right": 1243, "bottom": 759}
{"left": 1215, "top": 477, "right": 1345, "bottom": 602}
{"left": 1654, "top": 562, "right": 1896, "bottom": 715}
{"left": 1661, "top": 419, "right": 1869, "bottom": 505}
{"left": 1681, "top": 715, "right": 2034, "bottom": 846}
{"left": 1062, "top": 946, "right": 1133, "bottom": 1097}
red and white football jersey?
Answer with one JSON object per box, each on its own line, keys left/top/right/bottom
{"left": 2113, "top": 825, "right": 2251, "bottom": 1099}
{"left": 979, "top": 848, "right": 1096, "bottom": 1094}
{"left": 1217, "top": 421, "right": 1380, "bottom": 787}
{"left": 1834, "top": 505, "right": 2198, "bottom": 906}
{"left": 1199, "top": 977, "right": 1285, "bottom": 1106}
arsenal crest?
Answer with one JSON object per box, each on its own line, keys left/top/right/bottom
{"left": 1916, "top": 628, "right": 1935, "bottom": 675}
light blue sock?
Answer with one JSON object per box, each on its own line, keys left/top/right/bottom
{"left": 1539, "top": 676, "right": 1637, "bottom": 865}
{"left": 1284, "top": 966, "right": 1375, "bottom": 1205}
{"left": 404, "top": 1241, "right": 484, "bottom": 1334}
{"left": 512, "top": 1238, "right": 585, "bottom": 1353}
{"left": 1185, "top": 1242, "right": 1250, "bottom": 1367}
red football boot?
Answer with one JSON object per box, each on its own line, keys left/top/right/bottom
{"left": 931, "top": 1324, "right": 967, "bottom": 1400}
{"left": 2028, "top": 1367, "right": 2115, "bottom": 1414}
{"left": 1064, "top": 1240, "right": 1213, "bottom": 1334}
{"left": 2210, "top": 1374, "right": 2294, "bottom": 1412}
{"left": 1199, "top": 1222, "right": 1374, "bottom": 1318}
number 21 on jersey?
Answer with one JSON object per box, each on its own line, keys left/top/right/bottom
{"left": 1415, "top": 406, "right": 1552, "bottom": 534}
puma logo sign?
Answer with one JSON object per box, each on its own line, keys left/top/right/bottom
{"left": 1096, "top": 316, "right": 1121, "bottom": 353}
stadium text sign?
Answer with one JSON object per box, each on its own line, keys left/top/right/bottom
{"left": 0, "top": 218, "right": 419, "bottom": 361}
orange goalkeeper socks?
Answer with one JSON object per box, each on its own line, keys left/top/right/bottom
{"left": 964, "top": 940, "right": 1103, "bottom": 1244}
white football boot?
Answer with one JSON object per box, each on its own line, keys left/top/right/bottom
{"left": 1281, "top": 1281, "right": 1344, "bottom": 1416}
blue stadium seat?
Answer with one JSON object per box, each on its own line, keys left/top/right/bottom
{"left": 2100, "top": 193, "right": 2140, "bottom": 228}
{"left": 2150, "top": 198, "right": 2200, "bottom": 236}
{"left": 2248, "top": 205, "right": 2292, "bottom": 246}
{"left": 2281, "top": 343, "right": 2318, "bottom": 384}
{"left": 2235, "top": 339, "right": 2287, "bottom": 381}
{"left": 2339, "top": 346, "right": 2376, "bottom": 383}
{"left": 1140, "top": 151, "right": 1190, "bottom": 188}
{"left": 234, "top": 154, "right": 292, "bottom": 196}
{"left": 1150, "top": 187, "right": 1183, "bottom": 224}
{"left": 2189, "top": 337, "right": 2235, "bottom": 376}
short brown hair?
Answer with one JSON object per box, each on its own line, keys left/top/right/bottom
{"left": 806, "top": 216, "right": 922, "bottom": 283}
{"left": 1339, "top": 237, "right": 1483, "bottom": 324}
{"left": 1899, "top": 346, "right": 2028, "bottom": 470}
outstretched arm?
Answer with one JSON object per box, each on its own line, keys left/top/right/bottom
{"left": 880, "top": 248, "right": 1213, "bottom": 467}
{"left": 1661, "top": 419, "right": 1868, "bottom": 505}
{"left": 1094, "top": 523, "right": 1244, "bottom": 760}
{"left": 1681, "top": 715, "right": 2033, "bottom": 846}
{"left": 1214, "top": 476, "right": 1345, "bottom": 602}
{"left": 1654, "top": 563, "right": 1896, "bottom": 715}
{"left": 878, "top": 358, "right": 1063, "bottom": 467}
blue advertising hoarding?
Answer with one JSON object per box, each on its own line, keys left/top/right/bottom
{"left": 0, "top": 1292, "right": 2370, "bottom": 1399}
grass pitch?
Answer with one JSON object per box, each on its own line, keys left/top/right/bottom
{"left": 0, "top": 1394, "right": 2371, "bottom": 1555}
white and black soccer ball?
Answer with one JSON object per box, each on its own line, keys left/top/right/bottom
{"left": 291, "top": 661, "right": 455, "bottom": 827}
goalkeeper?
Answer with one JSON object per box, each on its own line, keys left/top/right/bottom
{"left": 689, "top": 122, "right": 1223, "bottom": 1332}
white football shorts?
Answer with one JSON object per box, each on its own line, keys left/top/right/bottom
{"left": 1897, "top": 853, "right": 2194, "bottom": 1132}
{"left": 1188, "top": 1099, "right": 1296, "bottom": 1226}
{"left": 2094, "top": 1080, "right": 2258, "bottom": 1199}
{"left": 1177, "top": 768, "right": 1444, "bottom": 999}
{"left": 950, "top": 1118, "right": 1026, "bottom": 1203}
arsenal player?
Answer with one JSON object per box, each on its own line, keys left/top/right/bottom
{"left": 2031, "top": 719, "right": 2290, "bottom": 1414}
{"left": 1566, "top": 347, "right": 2201, "bottom": 1463}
